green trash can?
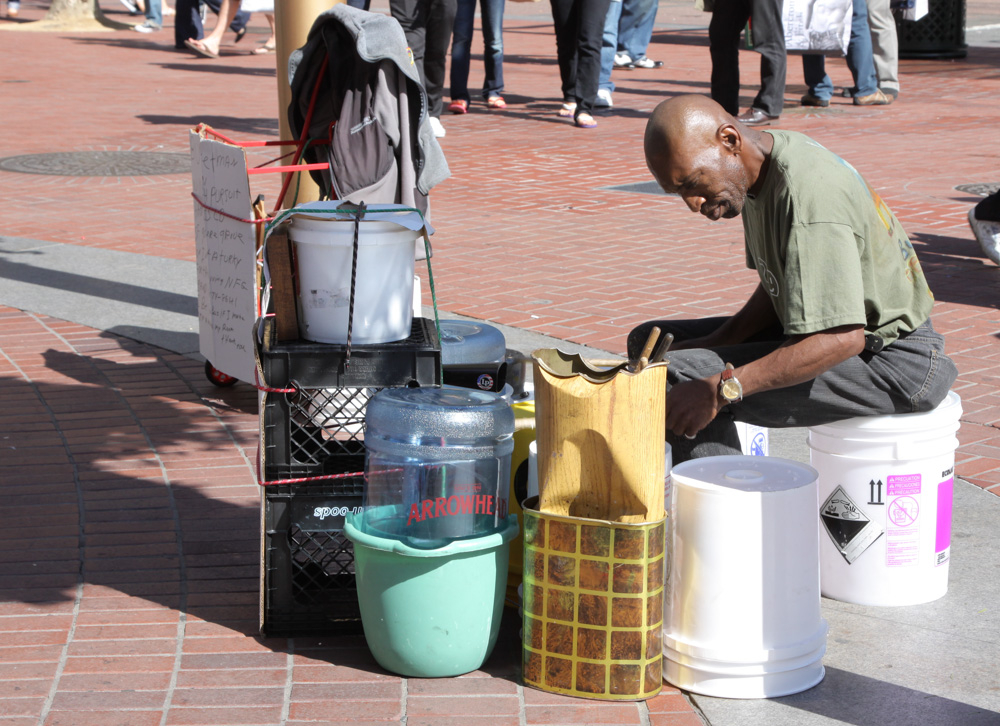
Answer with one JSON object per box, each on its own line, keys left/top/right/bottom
{"left": 895, "top": 0, "right": 967, "bottom": 59}
{"left": 345, "top": 511, "right": 519, "bottom": 678}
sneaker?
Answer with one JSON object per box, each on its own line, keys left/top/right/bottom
{"left": 120, "top": 0, "right": 141, "bottom": 14}
{"left": 595, "top": 88, "right": 613, "bottom": 108}
{"left": 7, "top": 1, "right": 20, "bottom": 16}
{"left": 428, "top": 116, "right": 446, "bottom": 138}
{"left": 613, "top": 52, "right": 634, "bottom": 69}
{"left": 633, "top": 57, "right": 663, "bottom": 69}
{"left": 969, "top": 207, "right": 1000, "bottom": 266}
{"left": 854, "top": 89, "right": 892, "bottom": 106}
{"left": 132, "top": 20, "right": 161, "bottom": 32}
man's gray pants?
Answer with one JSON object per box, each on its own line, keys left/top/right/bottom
{"left": 626, "top": 318, "right": 958, "bottom": 465}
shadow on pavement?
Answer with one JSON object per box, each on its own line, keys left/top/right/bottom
{"left": 756, "top": 665, "right": 1000, "bottom": 726}
{"left": 911, "top": 231, "right": 1000, "bottom": 309}
{"left": 156, "top": 61, "right": 277, "bottom": 77}
{"left": 0, "top": 254, "right": 197, "bottom": 317}
{"left": 2, "top": 340, "right": 525, "bottom": 680}
{"left": 138, "top": 113, "right": 279, "bottom": 136}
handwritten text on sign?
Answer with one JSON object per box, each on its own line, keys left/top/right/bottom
{"left": 189, "top": 131, "right": 256, "bottom": 384}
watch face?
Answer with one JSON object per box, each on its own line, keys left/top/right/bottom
{"left": 722, "top": 380, "right": 741, "bottom": 401}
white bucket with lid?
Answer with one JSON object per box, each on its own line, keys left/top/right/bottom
{"left": 808, "top": 391, "right": 962, "bottom": 606}
{"left": 289, "top": 215, "right": 417, "bottom": 344}
{"left": 663, "top": 456, "right": 826, "bottom": 699}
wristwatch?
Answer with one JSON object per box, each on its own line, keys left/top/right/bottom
{"left": 718, "top": 363, "right": 743, "bottom": 404}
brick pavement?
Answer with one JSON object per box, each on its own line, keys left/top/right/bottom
{"left": 1, "top": 0, "right": 999, "bottom": 724}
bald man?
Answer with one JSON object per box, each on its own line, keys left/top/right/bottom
{"left": 628, "top": 95, "right": 956, "bottom": 463}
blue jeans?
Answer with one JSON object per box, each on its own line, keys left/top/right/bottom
{"left": 598, "top": 0, "right": 622, "bottom": 92}
{"left": 617, "top": 0, "right": 656, "bottom": 62}
{"left": 144, "top": 0, "right": 163, "bottom": 26}
{"left": 801, "top": 0, "right": 877, "bottom": 100}
{"left": 627, "top": 317, "right": 957, "bottom": 465}
{"left": 450, "top": 0, "right": 506, "bottom": 102}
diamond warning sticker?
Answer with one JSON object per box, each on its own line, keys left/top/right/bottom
{"left": 821, "top": 485, "right": 884, "bottom": 564}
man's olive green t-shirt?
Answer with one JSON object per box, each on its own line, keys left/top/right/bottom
{"left": 741, "top": 130, "right": 933, "bottom": 346}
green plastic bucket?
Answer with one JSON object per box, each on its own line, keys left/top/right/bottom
{"left": 344, "top": 511, "right": 519, "bottom": 677}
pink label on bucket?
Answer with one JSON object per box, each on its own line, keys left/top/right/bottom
{"left": 936, "top": 478, "right": 954, "bottom": 563}
{"left": 887, "top": 474, "right": 921, "bottom": 496}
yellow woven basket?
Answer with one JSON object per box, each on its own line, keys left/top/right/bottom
{"left": 521, "top": 498, "right": 665, "bottom": 700}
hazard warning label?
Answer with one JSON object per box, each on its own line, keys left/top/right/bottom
{"left": 821, "top": 485, "right": 884, "bottom": 564}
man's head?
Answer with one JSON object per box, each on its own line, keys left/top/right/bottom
{"left": 644, "top": 94, "right": 764, "bottom": 221}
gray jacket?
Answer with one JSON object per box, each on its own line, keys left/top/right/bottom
{"left": 287, "top": 5, "right": 450, "bottom": 219}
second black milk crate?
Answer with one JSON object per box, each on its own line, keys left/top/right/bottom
{"left": 260, "top": 458, "right": 365, "bottom": 637}
{"left": 261, "top": 384, "right": 374, "bottom": 482}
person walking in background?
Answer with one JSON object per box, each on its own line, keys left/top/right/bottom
{"left": 448, "top": 0, "right": 508, "bottom": 114}
{"left": 550, "top": 0, "right": 613, "bottom": 128}
{"left": 175, "top": 0, "right": 251, "bottom": 51}
{"left": 708, "top": 0, "right": 787, "bottom": 126}
{"left": 132, "top": 0, "right": 163, "bottom": 33}
{"left": 800, "top": 0, "right": 891, "bottom": 107}
{"left": 185, "top": 0, "right": 243, "bottom": 56}
{"left": 239, "top": 0, "right": 276, "bottom": 53}
{"left": 613, "top": 0, "right": 662, "bottom": 69}
{"left": 865, "top": 0, "right": 899, "bottom": 100}
{"left": 596, "top": 0, "right": 623, "bottom": 108}
{"left": 390, "top": 0, "right": 458, "bottom": 138}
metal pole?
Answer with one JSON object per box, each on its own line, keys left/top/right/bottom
{"left": 273, "top": 0, "right": 342, "bottom": 208}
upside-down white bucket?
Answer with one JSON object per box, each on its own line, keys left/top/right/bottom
{"left": 289, "top": 216, "right": 417, "bottom": 344}
{"left": 663, "top": 456, "right": 826, "bottom": 699}
{"left": 809, "top": 391, "right": 962, "bottom": 606}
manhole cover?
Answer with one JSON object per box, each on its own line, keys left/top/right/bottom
{"left": 954, "top": 183, "right": 999, "bottom": 197}
{"left": 0, "top": 151, "right": 191, "bottom": 177}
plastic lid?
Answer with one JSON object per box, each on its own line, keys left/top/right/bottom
{"left": 365, "top": 386, "right": 515, "bottom": 445}
{"left": 672, "top": 455, "right": 817, "bottom": 493}
{"left": 439, "top": 320, "right": 506, "bottom": 365}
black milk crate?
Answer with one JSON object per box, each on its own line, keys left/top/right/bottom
{"left": 261, "top": 383, "right": 376, "bottom": 482}
{"left": 258, "top": 317, "right": 441, "bottom": 483}
{"left": 261, "top": 462, "right": 366, "bottom": 637}
{"left": 259, "top": 316, "right": 441, "bottom": 389}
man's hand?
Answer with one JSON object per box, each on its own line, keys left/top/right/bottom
{"left": 665, "top": 374, "right": 724, "bottom": 439}
{"left": 665, "top": 324, "right": 865, "bottom": 439}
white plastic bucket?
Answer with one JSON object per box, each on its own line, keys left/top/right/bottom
{"left": 289, "top": 216, "right": 417, "bottom": 344}
{"left": 808, "top": 391, "right": 962, "bottom": 606}
{"left": 663, "top": 456, "right": 826, "bottom": 699}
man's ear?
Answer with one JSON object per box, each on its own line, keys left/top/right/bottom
{"left": 718, "top": 123, "right": 742, "bottom": 154}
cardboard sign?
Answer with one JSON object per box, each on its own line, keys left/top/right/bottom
{"left": 189, "top": 130, "right": 257, "bottom": 384}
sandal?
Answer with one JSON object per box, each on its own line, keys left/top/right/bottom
{"left": 184, "top": 38, "right": 219, "bottom": 59}
{"left": 557, "top": 101, "right": 577, "bottom": 118}
{"left": 574, "top": 112, "right": 597, "bottom": 129}
{"left": 486, "top": 95, "right": 507, "bottom": 110}
{"left": 448, "top": 99, "right": 468, "bottom": 114}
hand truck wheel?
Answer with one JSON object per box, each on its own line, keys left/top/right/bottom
{"left": 205, "top": 360, "right": 238, "bottom": 387}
